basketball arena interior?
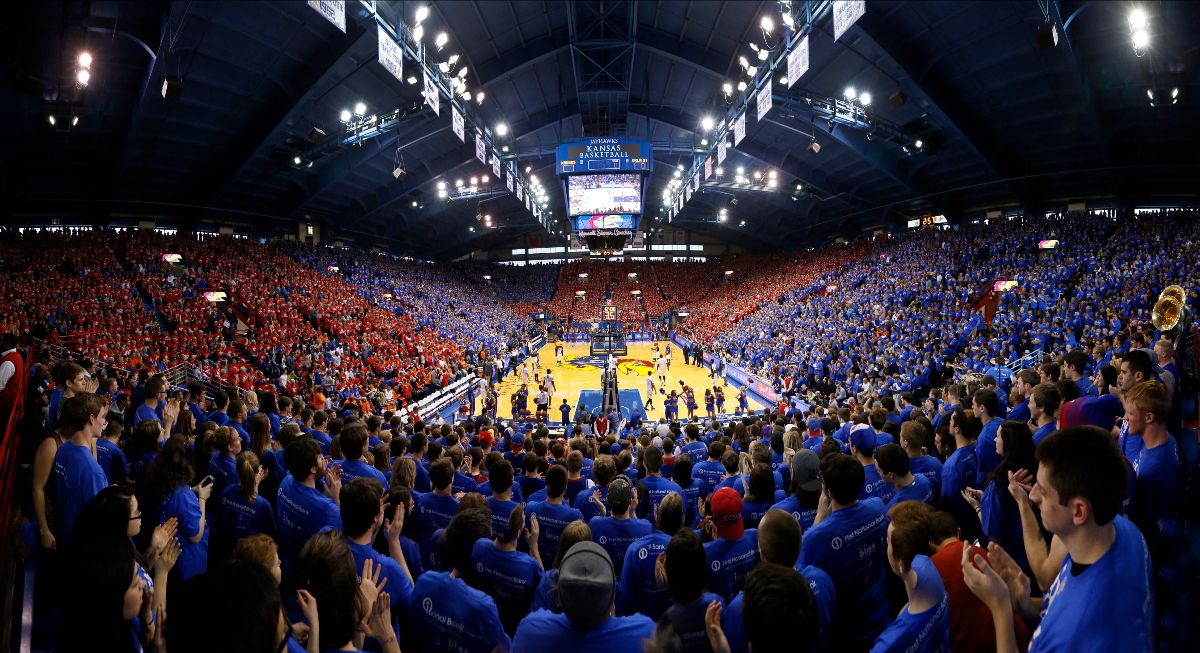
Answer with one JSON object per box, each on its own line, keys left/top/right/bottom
{"left": 2, "top": 1, "right": 1199, "bottom": 652}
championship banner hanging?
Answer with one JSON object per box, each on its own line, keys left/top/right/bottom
{"left": 733, "top": 113, "right": 746, "bottom": 146}
{"left": 423, "top": 69, "right": 440, "bottom": 116}
{"left": 833, "top": 0, "right": 866, "bottom": 41}
{"left": 506, "top": 167, "right": 515, "bottom": 192}
{"left": 787, "top": 34, "right": 810, "bottom": 88}
{"left": 376, "top": 25, "right": 403, "bottom": 83}
{"left": 452, "top": 105, "right": 465, "bottom": 142}
{"left": 756, "top": 81, "right": 773, "bottom": 122}
{"left": 691, "top": 174, "right": 699, "bottom": 193}
{"left": 516, "top": 184, "right": 523, "bottom": 201}
{"left": 492, "top": 151, "right": 502, "bottom": 179}
{"left": 704, "top": 156, "right": 713, "bottom": 179}
{"left": 475, "top": 132, "right": 487, "bottom": 164}
{"left": 717, "top": 138, "right": 727, "bottom": 165}
{"left": 307, "top": 0, "right": 345, "bottom": 32}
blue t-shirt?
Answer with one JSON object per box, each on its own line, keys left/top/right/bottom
{"left": 869, "top": 555, "right": 949, "bottom": 653}
{"left": 799, "top": 498, "right": 889, "bottom": 647}
{"left": 908, "top": 455, "right": 943, "bottom": 499}
{"left": 409, "top": 571, "right": 511, "bottom": 653}
{"left": 940, "top": 445, "right": 978, "bottom": 516}
{"left": 452, "top": 471, "right": 478, "bottom": 496}
{"left": 638, "top": 475, "right": 685, "bottom": 519}
{"left": 691, "top": 460, "right": 726, "bottom": 498}
{"left": 478, "top": 480, "right": 525, "bottom": 503}
{"left": 161, "top": 484, "right": 207, "bottom": 580}
{"left": 414, "top": 492, "right": 459, "bottom": 570}
{"left": 862, "top": 463, "right": 895, "bottom": 505}
{"left": 975, "top": 417, "right": 1004, "bottom": 486}
{"left": 134, "top": 403, "right": 160, "bottom": 428}
{"left": 274, "top": 474, "right": 341, "bottom": 568}
{"left": 659, "top": 593, "right": 725, "bottom": 653}
{"left": 887, "top": 474, "right": 934, "bottom": 509}
{"left": 218, "top": 485, "right": 275, "bottom": 542}
{"left": 1131, "top": 435, "right": 1183, "bottom": 551}
{"left": 723, "top": 564, "right": 835, "bottom": 653}
{"left": 95, "top": 438, "right": 129, "bottom": 486}
{"left": 512, "top": 610, "right": 655, "bottom": 653}
{"left": 1032, "top": 422, "right": 1056, "bottom": 446}
{"left": 704, "top": 530, "right": 760, "bottom": 602}
{"left": 590, "top": 517, "right": 653, "bottom": 578}
{"left": 53, "top": 441, "right": 109, "bottom": 546}
{"left": 1029, "top": 516, "right": 1153, "bottom": 653}
{"left": 487, "top": 496, "right": 521, "bottom": 540}
{"left": 207, "top": 453, "right": 238, "bottom": 500}
{"left": 347, "top": 539, "right": 414, "bottom": 641}
{"left": 471, "top": 538, "right": 544, "bottom": 634}
{"left": 526, "top": 500, "right": 584, "bottom": 564}
{"left": 770, "top": 495, "right": 818, "bottom": 533}
{"left": 1007, "top": 398, "right": 1031, "bottom": 424}
{"left": 618, "top": 531, "right": 671, "bottom": 619}
{"left": 339, "top": 459, "right": 389, "bottom": 489}
{"left": 574, "top": 485, "right": 609, "bottom": 523}
{"left": 531, "top": 569, "right": 560, "bottom": 613}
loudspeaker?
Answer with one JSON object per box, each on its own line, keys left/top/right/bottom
{"left": 307, "top": 127, "right": 328, "bottom": 144}
{"left": 808, "top": 140, "right": 821, "bottom": 155}
{"left": 1036, "top": 23, "right": 1059, "bottom": 48}
{"left": 889, "top": 91, "right": 907, "bottom": 108}
{"left": 392, "top": 166, "right": 407, "bottom": 181}
{"left": 161, "top": 77, "right": 183, "bottom": 101}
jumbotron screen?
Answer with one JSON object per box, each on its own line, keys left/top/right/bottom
{"left": 566, "top": 174, "right": 642, "bottom": 216}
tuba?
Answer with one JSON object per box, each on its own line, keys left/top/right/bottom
{"left": 1152, "top": 285, "right": 1187, "bottom": 332}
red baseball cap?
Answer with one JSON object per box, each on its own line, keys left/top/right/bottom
{"left": 710, "top": 487, "right": 745, "bottom": 540}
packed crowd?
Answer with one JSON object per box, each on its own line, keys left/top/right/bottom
{"left": 12, "top": 291, "right": 1194, "bottom": 652}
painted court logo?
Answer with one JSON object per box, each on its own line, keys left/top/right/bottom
{"left": 566, "top": 355, "right": 654, "bottom": 375}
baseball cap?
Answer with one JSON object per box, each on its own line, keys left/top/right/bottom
{"left": 710, "top": 487, "right": 745, "bottom": 540}
{"left": 790, "top": 448, "right": 822, "bottom": 492}
{"left": 555, "top": 541, "right": 616, "bottom": 629}
{"left": 806, "top": 417, "right": 823, "bottom": 434}
{"left": 850, "top": 424, "right": 876, "bottom": 454}
{"left": 511, "top": 432, "right": 525, "bottom": 448}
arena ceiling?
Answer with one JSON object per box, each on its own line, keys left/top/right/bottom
{"left": 4, "top": 1, "right": 1199, "bottom": 257}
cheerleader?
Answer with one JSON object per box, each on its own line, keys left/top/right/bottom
{"left": 714, "top": 386, "right": 726, "bottom": 414}
{"left": 664, "top": 390, "right": 678, "bottom": 421}
{"left": 704, "top": 389, "right": 715, "bottom": 420}
{"left": 737, "top": 388, "right": 749, "bottom": 414}
{"left": 685, "top": 386, "right": 697, "bottom": 420}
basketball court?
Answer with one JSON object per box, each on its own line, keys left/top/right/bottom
{"left": 491, "top": 341, "right": 768, "bottom": 422}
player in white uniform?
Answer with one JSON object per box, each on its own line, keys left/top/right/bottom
{"left": 542, "top": 370, "right": 556, "bottom": 397}
{"left": 520, "top": 363, "right": 530, "bottom": 386}
{"left": 644, "top": 371, "right": 656, "bottom": 410}
{"left": 656, "top": 355, "right": 668, "bottom": 384}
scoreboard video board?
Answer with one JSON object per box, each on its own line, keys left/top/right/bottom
{"left": 556, "top": 138, "right": 652, "bottom": 175}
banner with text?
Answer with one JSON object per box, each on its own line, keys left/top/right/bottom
{"left": 757, "top": 81, "right": 773, "bottom": 121}
{"left": 833, "top": 0, "right": 866, "bottom": 41}
{"left": 307, "top": 0, "right": 345, "bottom": 32}
{"left": 475, "top": 132, "right": 487, "bottom": 164}
{"left": 452, "top": 105, "right": 465, "bottom": 142}
{"left": 423, "top": 70, "right": 440, "bottom": 116}
{"left": 787, "top": 34, "right": 810, "bottom": 88}
{"left": 377, "top": 25, "right": 404, "bottom": 83}
{"left": 733, "top": 113, "right": 746, "bottom": 146}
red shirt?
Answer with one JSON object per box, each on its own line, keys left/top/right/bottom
{"left": 931, "top": 540, "right": 1030, "bottom": 653}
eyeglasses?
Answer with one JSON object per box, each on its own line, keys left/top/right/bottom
{"left": 129, "top": 512, "right": 142, "bottom": 521}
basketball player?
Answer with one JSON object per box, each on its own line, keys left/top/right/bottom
{"left": 664, "top": 342, "right": 672, "bottom": 370}
{"left": 555, "top": 339, "right": 565, "bottom": 366}
{"left": 520, "top": 363, "right": 531, "bottom": 386}
{"left": 656, "top": 355, "right": 668, "bottom": 385}
{"left": 644, "top": 371, "right": 656, "bottom": 410}
{"left": 542, "top": 369, "right": 556, "bottom": 398}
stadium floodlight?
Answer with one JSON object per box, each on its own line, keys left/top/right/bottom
{"left": 758, "top": 49, "right": 770, "bottom": 61}
{"left": 715, "top": 167, "right": 724, "bottom": 175}
{"left": 437, "top": 181, "right": 446, "bottom": 190}
{"left": 437, "top": 189, "right": 447, "bottom": 198}
{"left": 412, "top": 25, "right": 424, "bottom": 43}
{"left": 674, "top": 170, "right": 682, "bottom": 178}
{"left": 72, "top": 116, "right": 79, "bottom": 126}
{"left": 469, "top": 226, "right": 474, "bottom": 232}
{"left": 460, "top": 90, "right": 471, "bottom": 101}
{"left": 738, "top": 56, "right": 750, "bottom": 69}
{"left": 782, "top": 12, "right": 795, "bottom": 28}
{"left": 525, "top": 165, "right": 532, "bottom": 173}
{"left": 1128, "top": 8, "right": 1147, "bottom": 29}
{"left": 455, "top": 178, "right": 464, "bottom": 187}
{"left": 76, "top": 69, "right": 90, "bottom": 85}
{"left": 476, "top": 91, "right": 486, "bottom": 104}
{"left": 722, "top": 82, "right": 733, "bottom": 95}
{"left": 438, "top": 61, "right": 450, "bottom": 74}
{"left": 1172, "top": 87, "right": 1179, "bottom": 99}
{"left": 354, "top": 102, "right": 366, "bottom": 116}
{"left": 701, "top": 115, "right": 714, "bottom": 131}
{"left": 495, "top": 123, "right": 508, "bottom": 136}
{"left": 844, "top": 86, "right": 856, "bottom": 101}
{"left": 768, "top": 169, "right": 777, "bottom": 179}
{"left": 406, "top": 76, "right": 417, "bottom": 85}
{"left": 1131, "top": 29, "right": 1149, "bottom": 49}
{"left": 470, "top": 176, "right": 478, "bottom": 185}
{"left": 760, "top": 16, "right": 774, "bottom": 33}
{"left": 701, "top": 139, "right": 708, "bottom": 146}
{"left": 293, "top": 156, "right": 302, "bottom": 165}
{"left": 1147, "top": 89, "right": 1154, "bottom": 100}
{"left": 767, "top": 179, "right": 777, "bottom": 188}
{"left": 739, "top": 220, "right": 746, "bottom": 226}
{"left": 435, "top": 32, "right": 448, "bottom": 49}
{"left": 530, "top": 174, "right": 538, "bottom": 183}
{"left": 415, "top": 5, "right": 429, "bottom": 23}
{"left": 914, "top": 139, "right": 924, "bottom": 149}
{"left": 746, "top": 66, "right": 757, "bottom": 77}
{"left": 481, "top": 175, "right": 489, "bottom": 183}
{"left": 737, "top": 81, "right": 747, "bottom": 91}
{"left": 752, "top": 170, "right": 761, "bottom": 180}
{"left": 736, "top": 166, "right": 745, "bottom": 175}
{"left": 340, "top": 109, "right": 352, "bottom": 122}
{"left": 859, "top": 92, "right": 872, "bottom": 106}
{"left": 78, "top": 52, "right": 92, "bottom": 67}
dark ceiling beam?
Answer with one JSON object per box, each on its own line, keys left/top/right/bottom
{"left": 849, "top": 11, "right": 1026, "bottom": 206}
{"left": 208, "top": 23, "right": 376, "bottom": 204}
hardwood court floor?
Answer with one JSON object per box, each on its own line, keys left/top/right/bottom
{"left": 492, "top": 341, "right": 769, "bottom": 421}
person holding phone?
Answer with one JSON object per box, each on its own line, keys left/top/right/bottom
{"left": 143, "top": 436, "right": 213, "bottom": 581}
